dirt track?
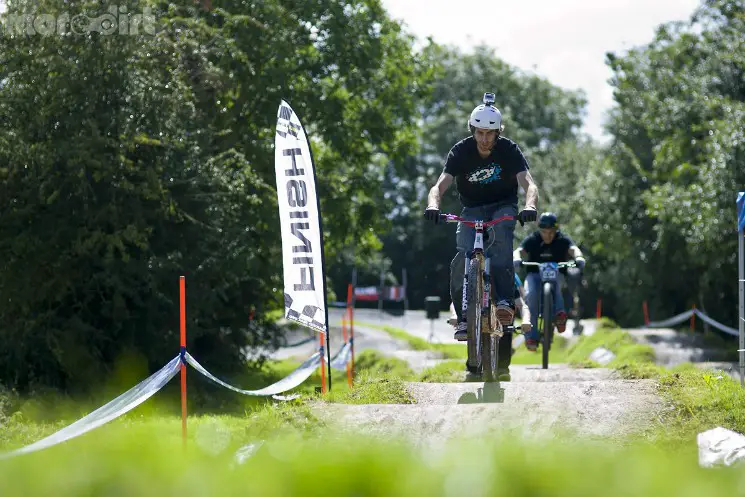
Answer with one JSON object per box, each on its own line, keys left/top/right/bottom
{"left": 277, "top": 310, "right": 667, "bottom": 443}
{"left": 315, "top": 365, "right": 663, "bottom": 444}
{"left": 272, "top": 310, "right": 743, "bottom": 445}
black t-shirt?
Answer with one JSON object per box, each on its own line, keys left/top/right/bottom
{"left": 520, "top": 231, "right": 575, "bottom": 273}
{"left": 443, "top": 136, "right": 529, "bottom": 208}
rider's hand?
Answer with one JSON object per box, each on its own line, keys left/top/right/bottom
{"left": 517, "top": 208, "right": 537, "bottom": 226}
{"left": 513, "top": 259, "right": 522, "bottom": 270}
{"left": 574, "top": 256, "right": 586, "bottom": 270}
{"left": 424, "top": 206, "right": 440, "bottom": 224}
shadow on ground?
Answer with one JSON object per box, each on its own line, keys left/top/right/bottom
{"left": 457, "top": 382, "right": 505, "bottom": 404}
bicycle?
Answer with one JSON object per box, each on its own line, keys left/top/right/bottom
{"left": 517, "top": 260, "right": 577, "bottom": 369}
{"left": 440, "top": 212, "right": 516, "bottom": 382}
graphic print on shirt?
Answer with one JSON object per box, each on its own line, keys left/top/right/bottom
{"left": 466, "top": 162, "right": 502, "bottom": 184}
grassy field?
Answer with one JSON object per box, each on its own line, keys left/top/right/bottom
{"left": 0, "top": 349, "right": 414, "bottom": 452}
{"left": 618, "top": 361, "right": 745, "bottom": 451}
{"left": 1, "top": 420, "right": 745, "bottom": 496}
{"left": 2, "top": 320, "right": 745, "bottom": 494}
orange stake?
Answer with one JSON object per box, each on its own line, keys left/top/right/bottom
{"left": 690, "top": 304, "right": 696, "bottom": 333}
{"left": 642, "top": 301, "right": 650, "bottom": 326}
{"left": 180, "top": 276, "right": 187, "bottom": 448}
{"left": 596, "top": 299, "right": 602, "bottom": 319}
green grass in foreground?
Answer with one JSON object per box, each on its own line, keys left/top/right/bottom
{"left": 1, "top": 422, "right": 744, "bottom": 496}
{"left": 622, "top": 362, "right": 745, "bottom": 450}
{"left": 5, "top": 316, "right": 745, "bottom": 482}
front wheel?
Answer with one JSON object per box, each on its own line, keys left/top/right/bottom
{"left": 481, "top": 332, "right": 499, "bottom": 382}
{"left": 542, "top": 281, "right": 553, "bottom": 370}
{"left": 466, "top": 255, "right": 484, "bottom": 374}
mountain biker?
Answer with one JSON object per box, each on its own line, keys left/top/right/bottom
{"left": 424, "top": 92, "right": 539, "bottom": 380}
{"left": 512, "top": 212, "right": 586, "bottom": 351}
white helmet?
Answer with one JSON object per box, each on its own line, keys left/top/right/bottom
{"left": 468, "top": 104, "right": 502, "bottom": 130}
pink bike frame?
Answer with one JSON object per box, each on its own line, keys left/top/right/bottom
{"left": 440, "top": 213, "right": 515, "bottom": 325}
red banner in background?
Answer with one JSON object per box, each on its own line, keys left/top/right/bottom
{"left": 353, "top": 286, "right": 405, "bottom": 301}
{"left": 354, "top": 286, "right": 380, "bottom": 301}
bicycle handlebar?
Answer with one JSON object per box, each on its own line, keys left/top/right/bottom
{"left": 519, "top": 261, "right": 578, "bottom": 268}
{"left": 439, "top": 213, "right": 515, "bottom": 227}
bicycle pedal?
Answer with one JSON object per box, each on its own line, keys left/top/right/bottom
{"left": 495, "top": 308, "right": 514, "bottom": 325}
{"left": 481, "top": 328, "right": 504, "bottom": 338}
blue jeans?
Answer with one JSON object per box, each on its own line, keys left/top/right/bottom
{"left": 524, "top": 272, "right": 566, "bottom": 341}
{"left": 449, "top": 203, "right": 517, "bottom": 322}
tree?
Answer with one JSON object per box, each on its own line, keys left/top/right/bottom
{"left": 0, "top": 0, "right": 434, "bottom": 392}
{"left": 580, "top": 0, "right": 745, "bottom": 325}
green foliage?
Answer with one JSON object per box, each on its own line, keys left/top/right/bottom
{"left": 357, "top": 0, "right": 745, "bottom": 330}
{"left": 572, "top": 0, "right": 745, "bottom": 325}
{"left": 3, "top": 417, "right": 745, "bottom": 495}
{"left": 3, "top": 0, "right": 743, "bottom": 401}
{"left": 0, "top": 0, "right": 434, "bottom": 392}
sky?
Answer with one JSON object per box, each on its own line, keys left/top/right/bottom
{"left": 380, "top": 0, "right": 701, "bottom": 142}
{"left": 1, "top": 0, "right": 700, "bottom": 141}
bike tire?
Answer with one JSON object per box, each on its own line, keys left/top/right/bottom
{"left": 482, "top": 332, "right": 498, "bottom": 382}
{"left": 542, "top": 281, "right": 553, "bottom": 370}
{"left": 466, "top": 255, "right": 484, "bottom": 374}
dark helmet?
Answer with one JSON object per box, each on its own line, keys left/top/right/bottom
{"left": 538, "top": 212, "right": 558, "bottom": 229}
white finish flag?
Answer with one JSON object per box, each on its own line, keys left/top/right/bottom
{"left": 274, "top": 100, "right": 328, "bottom": 334}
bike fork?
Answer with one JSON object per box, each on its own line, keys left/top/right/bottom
{"left": 460, "top": 256, "right": 469, "bottom": 326}
{"left": 483, "top": 259, "right": 491, "bottom": 313}
{"left": 461, "top": 254, "right": 490, "bottom": 329}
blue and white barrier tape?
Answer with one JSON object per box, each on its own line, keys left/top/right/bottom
{"left": 0, "top": 355, "right": 182, "bottom": 460}
{"left": 0, "top": 339, "right": 355, "bottom": 459}
{"left": 644, "top": 309, "right": 738, "bottom": 337}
